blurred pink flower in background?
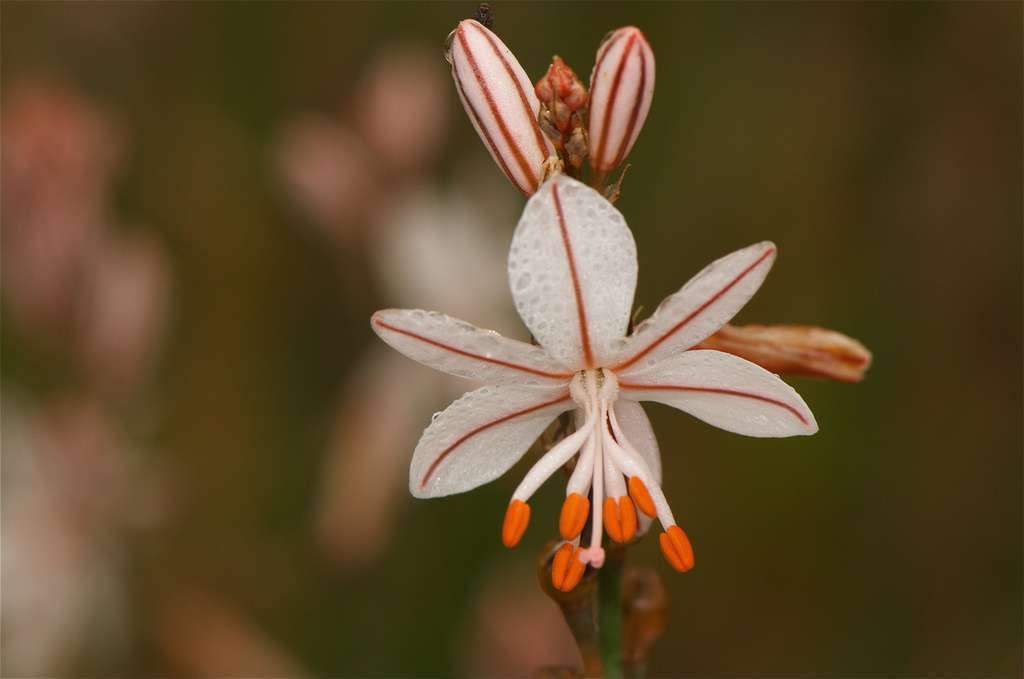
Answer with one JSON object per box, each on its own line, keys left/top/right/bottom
{"left": 1, "top": 81, "right": 121, "bottom": 337}
{"left": 2, "top": 80, "right": 172, "bottom": 395}
{"left": 156, "top": 590, "right": 307, "bottom": 678}
{"left": 276, "top": 115, "right": 378, "bottom": 245}
{"left": 2, "top": 396, "right": 165, "bottom": 675}
{"left": 458, "top": 559, "right": 580, "bottom": 676}
{"left": 355, "top": 46, "right": 449, "bottom": 174}
{"left": 276, "top": 44, "right": 449, "bottom": 251}
{"left": 1, "top": 79, "right": 173, "bottom": 674}
{"left": 77, "top": 232, "right": 172, "bottom": 398}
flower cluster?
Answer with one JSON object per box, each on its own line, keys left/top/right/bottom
{"left": 371, "top": 18, "right": 859, "bottom": 593}
{"left": 447, "top": 20, "right": 653, "bottom": 195}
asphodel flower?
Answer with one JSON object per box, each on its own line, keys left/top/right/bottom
{"left": 371, "top": 175, "right": 817, "bottom": 591}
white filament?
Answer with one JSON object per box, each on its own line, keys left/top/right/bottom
{"left": 512, "top": 411, "right": 594, "bottom": 502}
{"left": 603, "top": 442, "right": 627, "bottom": 500}
{"left": 606, "top": 407, "right": 676, "bottom": 530}
{"left": 566, "top": 433, "right": 596, "bottom": 496}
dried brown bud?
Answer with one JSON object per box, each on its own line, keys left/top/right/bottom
{"left": 621, "top": 567, "right": 668, "bottom": 675}
{"left": 565, "top": 124, "right": 588, "bottom": 170}
{"left": 697, "top": 324, "right": 873, "bottom": 383}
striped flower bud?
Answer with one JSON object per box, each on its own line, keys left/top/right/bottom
{"left": 448, "top": 19, "right": 555, "bottom": 196}
{"left": 588, "top": 27, "right": 655, "bottom": 174}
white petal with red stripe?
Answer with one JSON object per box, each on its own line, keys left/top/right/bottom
{"left": 588, "top": 26, "right": 655, "bottom": 173}
{"left": 371, "top": 309, "right": 570, "bottom": 387}
{"left": 614, "top": 241, "right": 776, "bottom": 374}
{"left": 619, "top": 349, "right": 817, "bottom": 437}
{"left": 410, "top": 384, "right": 573, "bottom": 498}
{"left": 449, "top": 19, "right": 555, "bottom": 196}
{"left": 509, "top": 175, "right": 638, "bottom": 370}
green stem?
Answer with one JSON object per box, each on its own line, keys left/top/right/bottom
{"left": 597, "top": 551, "right": 625, "bottom": 678}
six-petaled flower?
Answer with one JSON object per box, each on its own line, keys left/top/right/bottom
{"left": 371, "top": 175, "right": 817, "bottom": 591}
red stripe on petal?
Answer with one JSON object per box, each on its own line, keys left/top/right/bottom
{"left": 614, "top": 247, "right": 775, "bottom": 371}
{"left": 610, "top": 39, "right": 646, "bottom": 169}
{"left": 594, "top": 32, "right": 637, "bottom": 170}
{"left": 471, "top": 22, "right": 550, "bottom": 170}
{"left": 452, "top": 57, "right": 521, "bottom": 193}
{"left": 589, "top": 31, "right": 628, "bottom": 131}
{"left": 374, "top": 319, "right": 572, "bottom": 381}
{"left": 551, "top": 182, "right": 595, "bottom": 368}
{"left": 618, "top": 381, "right": 810, "bottom": 426}
{"left": 420, "top": 394, "right": 572, "bottom": 490}
{"left": 457, "top": 27, "right": 540, "bottom": 194}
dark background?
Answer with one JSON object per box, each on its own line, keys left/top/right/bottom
{"left": 2, "top": 2, "right": 1021, "bottom": 677}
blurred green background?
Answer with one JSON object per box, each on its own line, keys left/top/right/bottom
{"left": 2, "top": 2, "right": 1021, "bottom": 677}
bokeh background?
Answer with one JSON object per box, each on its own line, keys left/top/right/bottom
{"left": 2, "top": 2, "right": 1021, "bottom": 677}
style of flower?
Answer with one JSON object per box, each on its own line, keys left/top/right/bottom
{"left": 371, "top": 174, "right": 817, "bottom": 591}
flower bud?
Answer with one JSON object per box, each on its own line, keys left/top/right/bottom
{"left": 535, "top": 56, "right": 587, "bottom": 136}
{"left": 588, "top": 26, "right": 655, "bottom": 174}
{"left": 448, "top": 19, "right": 555, "bottom": 195}
{"left": 696, "top": 324, "right": 873, "bottom": 383}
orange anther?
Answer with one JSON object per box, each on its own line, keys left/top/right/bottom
{"left": 618, "top": 496, "right": 637, "bottom": 542}
{"left": 605, "top": 496, "right": 639, "bottom": 543}
{"left": 551, "top": 543, "right": 587, "bottom": 592}
{"left": 603, "top": 497, "right": 623, "bottom": 542}
{"left": 562, "top": 552, "right": 587, "bottom": 592}
{"left": 628, "top": 476, "right": 657, "bottom": 518}
{"left": 659, "top": 525, "right": 694, "bottom": 572}
{"left": 559, "top": 493, "right": 590, "bottom": 540}
{"left": 551, "top": 543, "right": 574, "bottom": 589}
{"left": 502, "top": 500, "right": 530, "bottom": 548}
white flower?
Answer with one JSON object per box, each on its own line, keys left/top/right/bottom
{"left": 371, "top": 174, "right": 817, "bottom": 591}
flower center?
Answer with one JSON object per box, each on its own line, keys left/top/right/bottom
{"left": 568, "top": 367, "right": 619, "bottom": 409}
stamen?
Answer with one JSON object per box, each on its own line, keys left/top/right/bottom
{"left": 604, "top": 496, "right": 637, "bottom": 543}
{"left": 501, "top": 499, "right": 530, "bottom": 548}
{"left": 606, "top": 407, "right": 679, "bottom": 530}
{"left": 565, "top": 433, "right": 595, "bottom": 496}
{"left": 602, "top": 442, "right": 627, "bottom": 499}
{"left": 511, "top": 411, "right": 595, "bottom": 503}
{"left": 600, "top": 441, "right": 633, "bottom": 543}
{"left": 659, "top": 525, "right": 694, "bottom": 572}
{"left": 603, "top": 497, "right": 624, "bottom": 542}
{"left": 618, "top": 496, "right": 638, "bottom": 541}
{"left": 627, "top": 476, "right": 657, "bottom": 518}
{"left": 551, "top": 542, "right": 588, "bottom": 592}
{"left": 559, "top": 493, "right": 590, "bottom": 540}
{"left": 604, "top": 416, "right": 693, "bottom": 567}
